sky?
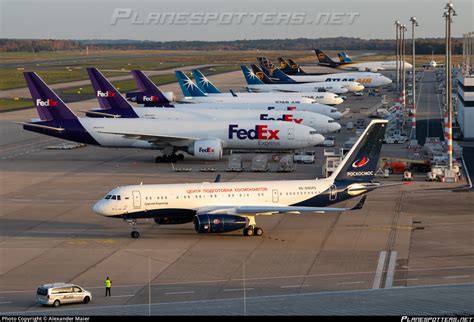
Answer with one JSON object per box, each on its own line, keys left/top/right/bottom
{"left": 1, "top": 0, "right": 472, "bottom": 41}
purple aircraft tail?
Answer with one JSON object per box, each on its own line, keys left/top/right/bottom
{"left": 86, "top": 68, "right": 139, "bottom": 118}
{"left": 126, "top": 70, "right": 173, "bottom": 107}
{"left": 21, "top": 72, "right": 99, "bottom": 145}
{"left": 24, "top": 72, "right": 77, "bottom": 122}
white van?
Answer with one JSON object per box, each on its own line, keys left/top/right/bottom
{"left": 36, "top": 283, "right": 92, "bottom": 307}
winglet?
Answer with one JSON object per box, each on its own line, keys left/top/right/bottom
{"left": 351, "top": 195, "right": 367, "bottom": 210}
{"left": 214, "top": 174, "right": 221, "bottom": 183}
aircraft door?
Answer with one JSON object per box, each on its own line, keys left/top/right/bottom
{"left": 272, "top": 189, "right": 279, "bottom": 203}
{"left": 329, "top": 184, "right": 337, "bottom": 201}
{"left": 287, "top": 128, "right": 295, "bottom": 140}
{"left": 132, "top": 190, "right": 141, "bottom": 208}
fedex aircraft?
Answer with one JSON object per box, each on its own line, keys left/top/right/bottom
{"left": 260, "top": 59, "right": 392, "bottom": 88}
{"left": 18, "top": 72, "right": 324, "bottom": 163}
{"left": 190, "top": 69, "right": 344, "bottom": 106}
{"left": 85, "top": 69, "right": 340, "bottom": 133}
{"left": 315, "top": 49, "right": 412, "bottom": 72}
{"left": 242, "top": 65, "right": 352, "bottom": 95}
{"left": 93, "top": 119, "right": 404, "bottom": 238}
{"left": 86, "top": 68, "right": 343, "bottom": 120}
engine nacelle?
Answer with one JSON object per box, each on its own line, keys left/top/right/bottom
{"left": 358, "top": 67, "right": 366, "bottom": 72}
{"left": 193, "top": 214, "right": 247, "bottom": 233}
{"left": 189, "top": 139, "right": 223, "bottom": 160}
{"left": 368, "top": 68, "right": 378, "bottom": 72}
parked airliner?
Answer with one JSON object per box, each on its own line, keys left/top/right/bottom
{"left": 18, "top": 72, "right": 324, "bottom": 163}
{"left": 260, "top": 61, "right": 392, "bottom": 88}
{"left": 86, "top": 68, "right": 343, "bottom": 120}
{"left": 242, "top": 65, "right": 355, "bottom": 95}
{"left": 93, "top": 119, "right": 406, "bottom": 238}
{"left": 315, "top": 50, "right": 412, "bottom": 72}
{"left": 190, "top": 69, "right": 344, "bottom": 105}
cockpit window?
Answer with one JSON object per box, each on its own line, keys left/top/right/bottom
{"left": 117, "top": 195, "right": 121, "bottom": 201}
{"left": 111, "top": 195, "right": 116, "bottom": 200}
{"left": 331, "top": 108, "right": 337, "bottom": 113}
{"left": 105, "top": 195, "right": 111, "bottom": 200}
{"left": 309, "top": 131, "right": 318, "bottom": 135}
{"left": 328, "top": 120, "right": 335, "bottom": 123}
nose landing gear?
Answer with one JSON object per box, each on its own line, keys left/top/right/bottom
{"left": 126, "top": 219, "right": 140, "bottom": 238}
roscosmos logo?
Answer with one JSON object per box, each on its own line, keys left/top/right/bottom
{"left": 351, "top": 156, "right": 370, "bottom": 168}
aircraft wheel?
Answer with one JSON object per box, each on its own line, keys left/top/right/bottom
{"left": 131, "top": 231, "right": 140, "bottom": 239}
{"left": 243, "top": 227, "right": 254, "bottom": 237}
{"left": 177, "top": 154, "right": 185, "bottom": 161}
{"left": 155, "top": 156, "right": 163, "bottom": 163}
{"left": 170, "top": 154, "right": 178, "bottom": 163}
{"left": 254, "top": 227, "right": 264, "bottom": 236}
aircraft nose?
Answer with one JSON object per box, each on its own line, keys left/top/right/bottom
{"left": 93, "top": 200, "right": 107, "bottom": 216}
{"left": 312, "top": 133, "right": 325, "bottom": 145}
{"left": 331, "top": 111, "right": 343, "bottom": 120}
{"left": 335, "top": 97, "right": 344, "bottom": 105}
{"left": 382, "top": 76, "right": 392, "bottom": 85}
{"left": 331, "top": 122, "right": 341, "bottom": 132}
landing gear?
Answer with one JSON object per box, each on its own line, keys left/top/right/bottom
{"left": 155, "top": 154, "right": 184, "bottom": 163}
{"left": 242, "top": 216, "right": 264, "bottom": 237}
{"left": 254, "top": 227, "right": 264, "bottom": 236}
{"left": 127, "top": 219, "right": 140, "bottom": 238}
{"left": 243, "top": 226, "right": 264, "bottom": 237}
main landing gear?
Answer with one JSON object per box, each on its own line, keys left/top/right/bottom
{"left": 155, "top": 154, "right": 185, "bottom": 163}
{"left": 242, "top": 216, "right": 264, "bottom": 237}
{"left": 127, "top": 219, "right": 140, "bottom": 238}
{"left": 243, "top": 226, "right": 264, "bottom": 237}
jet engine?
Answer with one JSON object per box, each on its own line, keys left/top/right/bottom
{"left": 193, "top": 214, "right": 247, "bottom": 233}
{"left": 368, "top": 68, "right": 378, "bottom": 72}
{"left": 189, "top": 139, "right": 223, "bottom": 160}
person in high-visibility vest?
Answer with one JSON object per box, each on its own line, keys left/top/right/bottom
{"left": 105, "top": 277, "right": 112, "bottom": 297}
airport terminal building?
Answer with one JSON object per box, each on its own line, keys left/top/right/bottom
{"left": 457, "top": 74, "right": 474, "bottom": 139}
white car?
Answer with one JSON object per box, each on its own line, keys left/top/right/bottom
{"left": 322, "top": 136, "right": 335, "bottom": 147}
{"left": 36, "top": 283, "right": 92, "bottom": 307}
{"left": 384, "top": 135, "right": 408, "bottom": 144}
{"left": 293, "top": 151, "right": 315, "bottom": 164}
{"left": 353, "top": 92, "right": 363, "bottom": 96}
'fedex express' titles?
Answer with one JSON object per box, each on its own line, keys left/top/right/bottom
{"left": 228, "top": 124, "right": 280, "bottom": 140}
{"left": 260, "top": 114, "right": 303, "bottom": 124}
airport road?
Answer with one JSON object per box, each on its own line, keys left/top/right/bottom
{"left": 0, "top": 74, "right": 473, "bottom": 315}
{"left": 416, "top": 70, "right": 444, "bottom": 145}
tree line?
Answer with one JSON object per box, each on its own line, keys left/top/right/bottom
{"left": 0, "top": 38, "right": 463, "bottom": 54}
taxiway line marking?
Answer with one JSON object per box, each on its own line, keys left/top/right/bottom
{"left": 0, "top": 302, "right": 12, "bottom": 304}
{"left": 372, "top": 251, "right": 387, "bottom": 289}
{"left": 443, "top": 275, "right": 470, "bottom": 279}
{"left": 164, "top": 291, "right": 195, "bottom": 295}
{"left": 337, "top": 281, "right": 365, "bottom": 285}
{"left": 385, "top": 251, "right": 398, "bottom": 288}
{"left": 111, "top": 295, "right": 134, "bottom": 298}
{"left": 281, "top": 285, "right": 309, "bottom": 288}
{"left": 224, "top": 288, "right": 254, "bottom": 292}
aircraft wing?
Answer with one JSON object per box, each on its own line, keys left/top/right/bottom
{"left": 98, "top": 130, "right": 197, "bottom": 142}
{"left": 196, "top": 196, "right": 366, "bottom": 216}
